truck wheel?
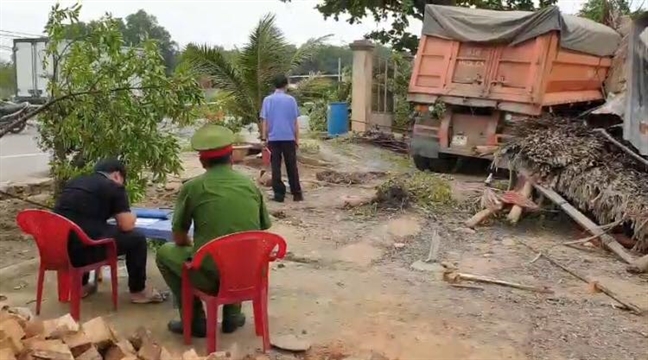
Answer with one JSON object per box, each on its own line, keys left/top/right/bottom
{"left": 428, "top": 156, "right": 457, "bottom": 173}
{"left": 413, "top": 155, "right": 431, "bottom": 171}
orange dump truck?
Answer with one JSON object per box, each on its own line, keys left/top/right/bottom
{"left": 408, "top": 5, "right": 622, "bottom": 170}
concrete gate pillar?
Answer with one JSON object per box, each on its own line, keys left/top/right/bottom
{"left": 349, "top": 40, "right": 375, "bottom": 132}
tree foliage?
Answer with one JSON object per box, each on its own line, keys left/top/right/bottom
{"left": 62, "top": 9, "right": 178, "bottom": 72}
{"left": 281, "top": 0, "right": 557, "bottom": 52}
{"left": 0, "top": 60, "right": 15, "bottom": 99}
{"left": 180, "top": 13, "right": 329, "bottom": 129}
{"left": 578, "top": 0, "right": 636, "bottom": 26}
{"left": 40, "top": 3, "right": 203, "bottom": 200}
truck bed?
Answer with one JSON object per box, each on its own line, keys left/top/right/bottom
{"left": 408, "top": 33, "right": 612, "bottom": 115}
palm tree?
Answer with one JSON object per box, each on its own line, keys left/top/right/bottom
{"left": 182, "top": 13, "right": 330, "bottom": 128}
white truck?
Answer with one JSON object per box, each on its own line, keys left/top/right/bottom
{"left": 12, "top": 38, "right": 143, "bottom": 104}
{"left": 12, "top": 38, "right": 53, "bottom": 104}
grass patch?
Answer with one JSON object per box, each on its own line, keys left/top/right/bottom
{"left": 374, "top": 172, "right": 454, "bottom": 211}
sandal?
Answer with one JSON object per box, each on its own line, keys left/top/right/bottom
{"left": 130, "top": 288, "right": 169, "bottom": 304}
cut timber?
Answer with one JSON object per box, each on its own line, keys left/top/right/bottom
{"left": 0, "top": 348, "right": 16, "bottom": 360}
{"left": 81, "top": 317, "right": 115, "bottom": 350}
{"left": 465, "top": 209, "right": 495, "bottom": 228}
{"left": 534, "top": 184, "right": 636, "bottom": 264}
{"left": 75, "top": 347, "right": 102, "bottom": 360}
{"left": 43, "top": 314, "right": 79, "bottom": 339}
{"left": 627, "top": 254, "right": 648, "bottom": 274}
{"left": 30, "top": 339, "right": 74, "bottom": 360}
{"left": 0, "top": 318, "right": 25, "bottom": 355}
{"left": 0, "top": 335, "right": 23, "bottom": 355}
{"left": 105, "top": 340, "right": 136, "bottom": 360}
{"left": 182, "top": 349, "right": 201, "bottom": 360}
{"left": 23, "top": 335, "right": 47, "bottom": 350}
{"left": 507, "top": 178, "right": 533, "bottom": 224}
{"left": 138, "top": 341, "right": 162, "bottom": 360}
{"left": 127, "top": 326, "right": 154, "bottom": 351}
{"left": 0, "top": 318, "right": 25, "bottom": 343}
{"left": 61, "top": 331, "right": 92, "bottom": 357}
{"left": 444, "top": 271, "right": 553, "bottom": 294}
{"left": 24, "top": 320, "right": 45, "bottom": 338}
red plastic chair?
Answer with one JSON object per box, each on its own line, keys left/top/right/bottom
{"left": 16, "top": 209, "right": 118, "bottom": 321}
{"left": 182, "top": 231, "right": 287, "bottom": 354}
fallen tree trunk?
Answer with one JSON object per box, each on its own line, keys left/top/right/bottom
{"left": 534, "top": 184, "right": 636, "bottom": 264}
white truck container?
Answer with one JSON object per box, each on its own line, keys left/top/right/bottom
{"left": 13, "top": 38, "right": 143, "bottom": 104}
{"left": 13, "top": 38, "right": 54, "bottom": 104}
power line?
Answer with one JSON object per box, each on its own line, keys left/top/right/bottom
{"left": 0, "top": 29, "right": 43, "bottom": 38}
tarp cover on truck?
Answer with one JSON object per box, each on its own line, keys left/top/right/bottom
{"left": 422, "top": 5, "right": 621, "bottom": 57}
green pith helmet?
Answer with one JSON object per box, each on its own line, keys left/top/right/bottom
{"left": 190, "top": 124, "right": 235, "bottom": 151}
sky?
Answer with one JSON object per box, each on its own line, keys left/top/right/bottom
{"left": 0, "top": 0, "right": 590, "bottom": 61}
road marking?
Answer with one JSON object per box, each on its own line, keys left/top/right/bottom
{"left": 0, "top": 153, "right": 49, "bottom": 159}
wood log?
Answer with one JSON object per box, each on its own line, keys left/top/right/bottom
{"left": 534, "top": 184, "right": 636, "bottom": 264}
{"left": 627, "top": 254, "right": 648, "bottom": 274}
{"left": 81, "top": 317, "right": 115, "bottom": 350}
{"left": 182, "top": 349, "right": 201, "bottom": 360}
{"left": 0, "top": 318, "right": 25, "bottom": 343}
{"left": 465, "top": 208, "right": 496, "bottom": 228}
{"left": 29, "top": 339, "right": 74, "bottom": 360}
{"left": 0, "top": 348, "right": 16, "bottom": 360}
{"left": 61, "top": 331, "right": 92, "bottom": 357}
{"left": 105, "top": 340, "right": 136, "bottom": 360}
{"left": 444, "top": 271, "right": 553, "bottom": 294}
{"left": 138, "top": 341, "right": 162, "bottom": 360}
{"left": 0, "top": 336, "right": 23, "bottom": 355}
{"left": 0, "top": 318, "right": 25, "bottom": 355}
{"left": 127, "top": 326, "right": 153, "bottom": 351}
{"left": 75, "top": 347, "right": 102, "bottom": 360}
{"left": 24, "top": 320, "right": 44, "bottom": 339}
{"left": 23, "top": 335, "right": 47, "bottom": 350}
{"left": 507, "top": 179, "right": 532, "bottom": 224}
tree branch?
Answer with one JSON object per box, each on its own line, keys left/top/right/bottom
{"left": 0, "top": 86, "right": 161, "bottom": 138}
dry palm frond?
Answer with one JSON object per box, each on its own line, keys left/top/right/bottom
{"left": 494, "top": 117, "right": 648, "bottom": 253}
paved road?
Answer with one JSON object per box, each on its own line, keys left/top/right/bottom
{"left": 0, "top": 126, "right": 49, "bottom": 184}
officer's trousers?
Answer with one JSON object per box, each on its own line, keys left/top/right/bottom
{"left": 155, "top": 243, "right": 242, "bottom": 323}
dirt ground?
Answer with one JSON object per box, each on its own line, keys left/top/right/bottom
{"left": 0, "top": 139, "right": 647, "bottom": 360}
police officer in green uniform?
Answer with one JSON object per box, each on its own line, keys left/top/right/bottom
{"left": 156, "top": 124, "right": 272, "bottom": 337}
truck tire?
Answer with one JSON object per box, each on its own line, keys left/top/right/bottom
{"left": 413, "top": 155, "right": 431, "bottom": 171}
{"left": 428, "top": 157, "right": 456, "bottom": 173}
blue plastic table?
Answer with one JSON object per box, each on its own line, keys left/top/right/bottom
{"left": 109, "top": 208, "right": 193, "bottom": 242}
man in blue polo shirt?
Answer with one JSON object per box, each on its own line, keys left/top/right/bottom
{"left": 260, "top": 74, "right": 303, "bottom": 202}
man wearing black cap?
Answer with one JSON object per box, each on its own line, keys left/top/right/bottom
{"left": 54, "top": 158, "right": 165, "bottom": 303}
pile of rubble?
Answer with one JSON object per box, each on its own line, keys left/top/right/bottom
{"left": 0, "top": 304, "right": 231, "bottom": 360}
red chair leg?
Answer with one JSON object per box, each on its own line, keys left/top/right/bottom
{"left": 57, "top": 270, "right": 71, "bottom": 303}
{"left": 205, "top": 299, "right": 219, "bottom": 354}
{"left": 35, "top": 266, "right": 45, "bottom": 315}
{"left": 110, "top": 262, "right": 118, "bottom": 311}
{"left": 182, "top": 278, "right": 194, "bottom": 345}
{"left": 70, "top": 271, "right": 82, "bottom": 321}
{"left": 252, "top": 298, "right": 263, "bottom": 336}
{"left": 260, "top": 293, "right": 270, "bottom": 352}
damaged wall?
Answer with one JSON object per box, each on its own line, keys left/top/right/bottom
{"left": 624, "top": 14, "right": 648, "bottom": 156}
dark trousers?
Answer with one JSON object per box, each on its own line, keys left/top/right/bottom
{"left": 268, "top": 140, "right": 302, "bottom": 199}
{"left": 68, "top": 225, "right": 148, "bottom": 293}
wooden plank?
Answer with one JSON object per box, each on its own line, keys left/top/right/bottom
{"left": 534, "top": 184, "right": 636, "bottom": 264}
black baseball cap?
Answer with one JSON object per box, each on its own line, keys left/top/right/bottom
{"left": 94, "top": 158, "right": 127, "bottom": 179}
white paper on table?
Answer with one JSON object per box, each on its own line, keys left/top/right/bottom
{"left": 135, "top": 218, "right": 159, "bottom": 226}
